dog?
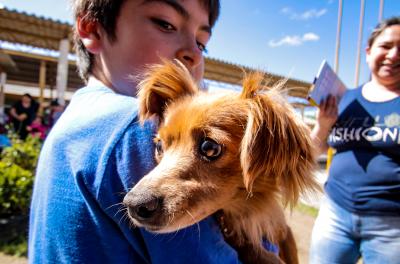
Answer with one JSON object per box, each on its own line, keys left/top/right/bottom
{"left": 123, "top": 60, "right": 319, "bottom": 264}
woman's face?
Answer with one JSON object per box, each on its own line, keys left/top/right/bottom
{"left": 22, "top": 95, "right": 32, "bottom": 107}
{"left": 366, "top": 25, "right": 400, "bottom": 89}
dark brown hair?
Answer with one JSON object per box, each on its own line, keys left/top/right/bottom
{"left": 72, "top": 0, "right": 221, "bottom": 81}
{"left": 367, "top": 16, "right": 400, "bottom": 47}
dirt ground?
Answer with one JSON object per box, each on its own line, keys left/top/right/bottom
{"left": 286, "top": 209, "right": 316, "bottom": 264}
{"left": 0, "top": 253, "right": 27, "bottom": 264}
{"left": 0, "top": 208, "right": 316, "bottom": 264}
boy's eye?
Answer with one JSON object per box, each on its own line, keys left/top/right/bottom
{"left": 152, "top": 18, "right": 176, "bottom": 31}
{"left": 197, "top": 42, "right": 208, "bottom": 54}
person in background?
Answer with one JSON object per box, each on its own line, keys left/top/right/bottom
{"left": 48, "top": 99, "right": 64, "bottom": 127}
{"left": 309, "top": 16, "right": 400, "bottom": 264}
{"left": 27, "top": 116, "right": 48, "bottom": 141}
{"left": 29, "top": 0, "right": 278, "bottom": 263}
{"left": 9, "top": 93, "right": 38, "bottom": 139}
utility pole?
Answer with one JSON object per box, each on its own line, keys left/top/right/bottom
{"left": 354, "top": 0, "right": 365, "bottom": 87}
{"left": 334, "top": 0, "right": 343, "bottom": 74}
{"left": 379, "top": 0, "right": 384, "bottom": 22}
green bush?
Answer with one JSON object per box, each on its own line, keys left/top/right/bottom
{"left": 0, "top": 132, "right": 41, "bottom": 256}
{"left": 0, "top": 133, "right": 41, "bottom": 217}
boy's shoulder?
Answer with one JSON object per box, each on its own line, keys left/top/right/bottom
{"left": 44, "top": 82, "right": 143, "bottom": 163}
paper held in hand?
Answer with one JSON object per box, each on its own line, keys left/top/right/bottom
{"left": 308, "top": 60, "right": 347, "bottom": 106}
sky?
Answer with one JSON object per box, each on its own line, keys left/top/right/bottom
{"left": 1, "top": 0, "right": 400, "bottom": 88}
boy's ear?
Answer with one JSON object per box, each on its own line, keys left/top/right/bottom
{"left": 76, "top": 17, "right": 102, "bottom": 54}
{"left": 137, "top": 59, "right": 198, "bottom": 124}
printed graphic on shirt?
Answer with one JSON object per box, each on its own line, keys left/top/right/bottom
{"left": 329, "top": 112, "right": 400, "bottom": 145}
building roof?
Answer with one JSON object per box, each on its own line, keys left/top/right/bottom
{"left": 0, "top": 7, "right": 312, "bottom": 99}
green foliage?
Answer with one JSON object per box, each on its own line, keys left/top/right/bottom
{"left": 0, "top": 131, "right": 40, "bottom": 256}
{"left": 0, "top": 132, "right": 42, "bottom": 217}
{"left": 0, "top": 236, "right": 28, "bottom": 257}
{"left": 0, "top": 215, "right": 28, "bottom": 257}
{"left": 296, "top": 202, "right": 319, "bottom": 218}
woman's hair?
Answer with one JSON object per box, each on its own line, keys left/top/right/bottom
{"left": 22, "top": 93, "right": 33, "bottom": 101}
{"left": 72, "top": 0, "right": 220, "bottom": 81}
{"left": 367, "top": 16, "right": 400, "bottom": 47}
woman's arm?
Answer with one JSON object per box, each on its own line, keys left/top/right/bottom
{"left": 311, "top": 95, "right": 338, "bottom": 156}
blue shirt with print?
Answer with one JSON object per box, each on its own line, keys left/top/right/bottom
{"left": 326, "top": 87, "right": 400, "bottom": 216}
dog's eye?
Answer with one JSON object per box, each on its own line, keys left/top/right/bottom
{"left": 155, "top": 140, "right": 163, "bottom": 154}
{"left": 199, "top": 138, "right": 222, "bottom": 160}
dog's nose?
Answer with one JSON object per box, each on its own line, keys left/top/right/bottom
{"left": 124, "top": 192, "right": 163, "bottom": 221}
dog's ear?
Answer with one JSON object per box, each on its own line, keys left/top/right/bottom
{"left": 240, "top": 72, "right": 318, "bottom": 207}
{"left": 137, "top": 59, "right": 198, "bottom": 123}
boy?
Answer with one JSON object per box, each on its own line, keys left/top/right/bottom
{"left": 29, "top": 0, "right": 243, "bottom": 263}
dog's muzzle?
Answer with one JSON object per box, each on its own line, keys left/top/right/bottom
{"left": 123, "top": 191, "right": 164, "bottom": 227}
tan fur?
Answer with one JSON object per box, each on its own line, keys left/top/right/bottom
{"left": 124, "top": 60, "right": 319, "bottom": 264}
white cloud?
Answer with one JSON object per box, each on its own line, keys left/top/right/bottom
{"left": 281, "top": 7, "right": 291, "bottom": 14}
{"left": 269, "top": 36, "right": 302, "bottom": 47}
{"left": 280, "top": 7, "right": 327, "bottom": 20}
{"left": 303, "top": 32, "right": 320, "bottom": 41}
{"left": 268, "top": 33, "right": 320, "bottom": 47}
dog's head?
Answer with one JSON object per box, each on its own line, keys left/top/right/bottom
{"left": 123, "top": 60, "right": 317, "bottom": 233}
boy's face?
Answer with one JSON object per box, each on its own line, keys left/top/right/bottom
{"left": 89, "top": 0, "right": 211, "bottom": 96}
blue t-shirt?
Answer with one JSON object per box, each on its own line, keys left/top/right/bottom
{"left": 29, "top": 81, "right": 245, "bottom": 263}
{"left": 326, "top": 86, "right": 400, "bottom": 216}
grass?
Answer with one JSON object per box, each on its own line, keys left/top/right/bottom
{"left": 295, "top": 202, "right": 319, "bottom": 218}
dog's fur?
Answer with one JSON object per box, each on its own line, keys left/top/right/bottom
{"left": 123, "top": 60, "right": 319, "bottom": 264}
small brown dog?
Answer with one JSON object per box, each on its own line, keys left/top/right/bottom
{"left": 123, "top": 60, "right": 318, "bottom": 264}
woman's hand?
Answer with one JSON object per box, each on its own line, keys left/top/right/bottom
{"left": 311, "top": 95, "right": 338, "bottom": 155}
{"left": 317, "top": 95, "right": 338, "bottom": 131}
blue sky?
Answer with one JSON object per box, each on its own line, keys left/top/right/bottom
{"left": 1, "top": 0, "right": 399, "bottom": 88}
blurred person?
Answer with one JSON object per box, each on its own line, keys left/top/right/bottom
{"left": 48, "top": 99, "right": 64, "bottom": 127}
{"left": 310, "top": 16, "right": 400, "bottom": 264}
{"left": 27, "top": 116, "right": 48, "bottom": 141}
{"left": 9, "top": 93, "right": 38, "bottom": 139}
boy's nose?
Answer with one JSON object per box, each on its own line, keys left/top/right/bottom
{"left": 176, "top": 42, "right": 202, "bottom": 73}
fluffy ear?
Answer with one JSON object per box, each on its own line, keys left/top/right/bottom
{"left": 137, "top": 59, "right": 198, "bottom": 124}
{"left": 240, "top": 73, "right": 319, "bottom": 207}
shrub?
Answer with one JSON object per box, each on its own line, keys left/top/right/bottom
{"left": 0, "top": 133, "right": 41, "bottom": 217}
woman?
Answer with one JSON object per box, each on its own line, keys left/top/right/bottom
{"left": 9, "top": 93, "right": 38, "bottom": 139}
{"left": 310, "top": 17, "right": 400, "bottom": 264}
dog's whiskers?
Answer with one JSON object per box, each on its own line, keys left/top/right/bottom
{"left": 106, "top": 202, "right": 124, "bottom": 211}
{"left": 246, "top": 191, "right": 254, "bottom": 200}
{"left": 186, "top": 210, "right": 201, "bottom": 241}
{"left": 116, "top": 206, "right": 126, "bottom": 216}
{"left": 167, "top": 210, "right": 175, "bottom": 225}
{"left": 118, "top": 207, "right": 131, "bottom": 226}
